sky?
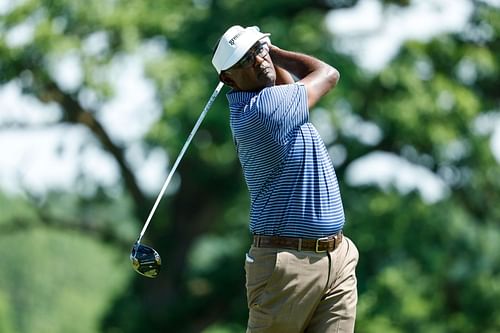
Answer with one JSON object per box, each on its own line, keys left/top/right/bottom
{"left": 326, "top": 0, "right": 474, "bottom": 71}
{"left": 1, "top": 0, "right": 499, "bottom": 203}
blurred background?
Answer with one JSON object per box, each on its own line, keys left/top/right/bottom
{"left": 1, "top": 0, "right": 499, "bottom": 332}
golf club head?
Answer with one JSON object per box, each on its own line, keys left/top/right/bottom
{"left": 130, "top": 242, "right": 161, "bottom": 278}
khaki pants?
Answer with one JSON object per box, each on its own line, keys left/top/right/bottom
{"left": 245, "top": 236, "right": 358, "bottom": 333}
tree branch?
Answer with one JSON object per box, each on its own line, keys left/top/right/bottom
{"left": 37, "top": 80, "right": 149, "bottom": 219}
{"left": 0, "top": 214, "right": 132, "bottom": 250}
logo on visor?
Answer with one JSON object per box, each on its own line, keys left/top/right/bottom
{"left": 228, "top": 32, "right": 243, "bottom": 46}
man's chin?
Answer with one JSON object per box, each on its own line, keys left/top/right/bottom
{"left": 262, "top": 73, "right": 276, "bottom": 87}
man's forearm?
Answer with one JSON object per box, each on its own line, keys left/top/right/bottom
{"left": 275, "top": 65, "right": 295, "bottom": 85}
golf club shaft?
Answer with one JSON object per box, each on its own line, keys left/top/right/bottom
{"left": 137, "top": 81, "right": 224, "bottom": 243}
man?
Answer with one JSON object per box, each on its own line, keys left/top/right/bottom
{"left": 212, "top": 25, "right": 359, "bottom": 333}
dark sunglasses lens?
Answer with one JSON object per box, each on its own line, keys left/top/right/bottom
{"left": 237, "top": 44, "right": 266, "bottom": 68}
{"left": 257, "top": 44, "right": 268, "bottom": 58}
{"left": 238, "top": 54, "right": 253, "bottom": 67}
{"left": 130, "top": 243, "right": 161, "bottom": 278}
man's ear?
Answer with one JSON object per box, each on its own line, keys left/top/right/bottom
{"left": 219, "top": 72, "right": 238, "bottom": 89}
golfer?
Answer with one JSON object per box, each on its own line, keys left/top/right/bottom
{"left": 212, "top": 25, "right": 359, "bottom": 333}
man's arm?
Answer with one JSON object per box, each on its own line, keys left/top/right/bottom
{"left": 269, "top": 45, "right": 339, "bottom": 108}
{"left": 274, "top": 65, "right": 295, "bottom": 85}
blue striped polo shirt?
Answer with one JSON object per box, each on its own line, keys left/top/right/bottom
{"left": 228, "top": 83, "right": 345, "bottom": 238}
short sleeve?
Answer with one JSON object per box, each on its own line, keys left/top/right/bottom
{"left": 252, "top": 83, "right": 308, "bottom": 144}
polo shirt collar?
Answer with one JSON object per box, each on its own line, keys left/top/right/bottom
{"left": 227, "top": 89, "right": 259, "bottom": 105}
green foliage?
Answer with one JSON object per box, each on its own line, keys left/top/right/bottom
{"left": 0, "top": 290, "right": 15, "bottom": 333}
{"left": 0, "top": 228, "right": 130, "bottom": 333}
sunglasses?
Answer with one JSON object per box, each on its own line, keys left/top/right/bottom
{"left": 231, "top": 42, "right": 269, "bottom": 69}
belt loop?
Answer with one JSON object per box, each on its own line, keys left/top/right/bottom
{"left": 298, "top": 238, "right": 302, "bottom": 251}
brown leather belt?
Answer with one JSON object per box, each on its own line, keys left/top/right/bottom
{"left": 253, "top": 232, "right": 343, "bottom": 253}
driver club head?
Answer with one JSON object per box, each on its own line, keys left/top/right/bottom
{"left": 130, "top": 242, "right": 161, "bottom": 278}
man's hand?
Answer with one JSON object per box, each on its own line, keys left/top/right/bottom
{"left": 269, "top": 45, "right": 339, "bottom": 108}
{"left": 262, "top": 41, "right": 294, "bottom": 85}
{"left": 259, "top": 36, "right": 294, "bottom": 85}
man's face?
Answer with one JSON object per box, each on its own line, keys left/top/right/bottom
{"left": 221, "top": 41, "right": 276, "bottom": 91}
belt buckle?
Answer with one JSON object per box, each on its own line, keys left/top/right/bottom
{"left": 315, "top": 237, "right": 330, "bottom": 253}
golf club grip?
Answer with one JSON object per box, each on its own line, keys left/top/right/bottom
{"left": 137, "top": 81, "right": 224, "bottom": 242}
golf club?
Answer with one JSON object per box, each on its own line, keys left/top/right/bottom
{"left": 130, "top": 81, "right": 225, "bottom": 278}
